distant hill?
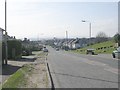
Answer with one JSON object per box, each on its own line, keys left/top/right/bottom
{"left": 73, "top": 40, "right": 117, "bottom": 54}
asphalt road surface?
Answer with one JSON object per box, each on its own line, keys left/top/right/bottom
{"left": 47, "top": 46, "right": 119, "bottom": 88}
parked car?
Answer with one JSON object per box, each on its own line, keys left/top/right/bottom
{"left": 43, "top": 48, "right": 48, "bottom": 52}
{"left": 56, "top": 48, "right": 59, "bottom": 51}
{"left": 112, "top": 47, "right": 120, "bottom": 59}
{"left": 86, "top": 49, "right": 95, "bottom": 55}
{"left": 22, "top": 50, "right": 32, "bottom": 56}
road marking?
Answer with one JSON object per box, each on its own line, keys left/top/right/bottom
{"left": 83, "top": 60, "right": 106, "bottom": 66}
{"left": 58, "top": 52, "right": 118, "bottom": 75}
{"left": 68, "top": 54, "right": 108, "bottom": 67}
{"left": 104, "top": 66, "right": 118, "bottom": 74}
{"left": 113, "top": 58, "right": 119, "bottom": 61}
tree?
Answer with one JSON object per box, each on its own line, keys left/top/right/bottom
{"left": 96, "top": 32, "right": 107, "bottom": 38}
{"left": 96, "top": 32, "right": 108, "bottom": 43}
{"left": 113, "top": 33, "right": 120, "bottom": 46}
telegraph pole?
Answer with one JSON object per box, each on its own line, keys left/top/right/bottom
{"left": 5, "top": 0, "right": 8, "bottom": 65}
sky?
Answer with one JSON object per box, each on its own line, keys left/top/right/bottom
{"left": 0, "top": 0, "right": 119, "bottom": 40}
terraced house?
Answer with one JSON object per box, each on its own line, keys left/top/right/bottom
{"left": 1, "top": 27, "right": 22, "bottom": 64}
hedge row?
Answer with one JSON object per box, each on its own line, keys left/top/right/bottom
{"left": 2, "top": 40, "right": 22, "bottom": 62}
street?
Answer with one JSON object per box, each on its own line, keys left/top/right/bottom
{"left": 47, "top": 46, "right": 118, "bottom": 88}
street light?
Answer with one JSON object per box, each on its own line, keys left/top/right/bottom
{"left": 5, "top": 0, "right": 8, "bottom": 65}
{"left": 81, "top": 20, "right": 91, "bottom": 39}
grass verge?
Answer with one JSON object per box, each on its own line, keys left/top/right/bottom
{"left": 2, "top": 64, "right": 33, "bottom": 88}
{"left": 72, "top": 40, "right": 116, "bottom": 54}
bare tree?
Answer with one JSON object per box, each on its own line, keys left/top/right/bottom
{"left": 96, "top": 32, "right": 107, "bottom": 38}
{"left": 96, "top": 31, "right": 108, "bottom": 43}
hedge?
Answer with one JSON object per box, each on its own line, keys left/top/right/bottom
{"left": 2, "top": 40, "right": 22, "bottom": 62}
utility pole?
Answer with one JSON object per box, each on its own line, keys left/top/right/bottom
{"left": 5, "top": 0, "right": 8, "bottom": 65}
{"left": 82, "top": 20, "right": 91, "bottom": 39}
{"left": 82, "top": 20, "right": 92, "bottom": 45}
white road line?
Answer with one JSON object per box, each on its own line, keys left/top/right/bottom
{"left": 103, "top": 65, "right": 118, "bottom": 74}
{"left": 59, "top": 52, "right": 118, "bottom": 74}
{"left": 113, "top": 58, "right": 119, "bottom": 61}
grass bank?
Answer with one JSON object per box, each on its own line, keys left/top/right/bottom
{"left": 2, "top": 64, "right": 33, "bottom": 88}
{"left": 72, "top": 40, "right": 116, "bottom": 54}
{"left": 2, "top": 51, "right": 48, "bottom": 88}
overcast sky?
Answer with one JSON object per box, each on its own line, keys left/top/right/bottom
{"left": 0, "top": 0, "right": 119, "bottom": 40}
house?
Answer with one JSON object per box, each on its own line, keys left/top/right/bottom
{"left": 78, "top": 38, "right": 88, "bottom": 47}
{"left": 62, "top": 41, "right": 67, "bottom": 47}
{"left": 0, "top": 27, "right": 5, "bottom": 41}
{"left": 68, "top": 38, "right": 89, "bottom": 50}
{"left": 57, "top": 41, "right": 64, "bottom": 48}
{"left": 0, "top": 27, "right": 16, "bottom": 41}
{"left": 71, "top": 39, "right": 81, "bottom": 49}
{"left": 68, "top": 39, "right": 75, "bottom": 49}
{"left": 61, "top": 38, "right": 81, "bottom": 50}
{"left": 1, "top": 27, "right": 22, "bottom": 64}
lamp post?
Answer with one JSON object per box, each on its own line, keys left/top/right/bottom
{"left": 82, "top": 20, "right": 91, "bottom": 39}
{"left": 5, "top": 0, "right": 8, "bottom": 65}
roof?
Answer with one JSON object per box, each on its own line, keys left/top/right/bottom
{"left": 72, "top": 39, "right": 79, "bottom": 44}
{"left": 68, "top": 39, "right": 75, "bottom": 44}
{"left": 0, "top": 27, "right": 5, "bottom": 31}
{"left": 87, "top": 49, "right": 95, "bottom": 51}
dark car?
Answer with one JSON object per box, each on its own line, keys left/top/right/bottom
{"left": 56, "top": 48, "right": 59, "bottom": 51}
{"left": 112, "top": 47, "right": 120, "bottom": 59}
{"left": 86, "top": 49, "right": 95, "bottom": 55}
{"left": 22, "top": 50, "right": 32, "bottom": 56}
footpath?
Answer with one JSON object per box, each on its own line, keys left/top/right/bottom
{"left": 1, "top": 51, "right": 51, "bottom": 88}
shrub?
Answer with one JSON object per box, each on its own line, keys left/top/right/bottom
{"left": 7, "top": 40, "right": 22, "bottom": 60}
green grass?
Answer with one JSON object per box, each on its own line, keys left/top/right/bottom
{"left": 2, "top": 51, "right": 47, "bottom": 88}
{"left": 2, "top": 64, "right": 33, "bottom": 88}
{"left": 72, "top": 40, "right": 116, "bottom": 54}
{"left": 37, "top": 52, "right": 48, "bottom": 56}
{"left": 32, "top": 51, "right": 48, "bottom": 57}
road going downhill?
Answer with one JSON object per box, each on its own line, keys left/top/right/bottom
{"left": 47, "top": 46, "right": 118, "bottom": 88}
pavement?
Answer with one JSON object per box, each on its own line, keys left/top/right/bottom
{"left": 1, "top": 51, "right": 51, "bottom": 88}
{"left": 47, "top": 46, "right": 118, "bottom": 88}
{"left": 1, "top": 55, "right": 36, "bottom": 85}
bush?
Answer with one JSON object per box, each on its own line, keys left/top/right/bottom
{"left": 113, "top": 33, "right": 120, "bottom": 46}
{"left": 2, "top": 42, "right": 5, "bottom": 64}
{"left": 104, "top": 47, "right": 106, "bottom": 49}
{"left": 2, "top": 40, "right": 22, "bottom": 60}
{"left": 7, "top": 40, "right": 22, "bottom": 60}
{"left": 2, "top": 40, "right": 22, "bottom": 64}
{"left": 101, "top": 47, "right": 103, "bottom": 49}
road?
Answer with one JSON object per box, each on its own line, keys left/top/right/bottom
{"left": 47, "top": 46, "right": 118, "bottom": 88}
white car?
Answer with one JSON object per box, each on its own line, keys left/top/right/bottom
{"left": 112, "top": 47, "right": 120, "bottom": 59}
{"left": 43, "top": 48, "right": 48, "bottom": 52}
{"left": 56, "top": 48, "right": 59, "bottom": 51}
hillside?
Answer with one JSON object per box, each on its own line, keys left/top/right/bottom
{"left": 73, "top": 40, "right": 117, "bottom": 54}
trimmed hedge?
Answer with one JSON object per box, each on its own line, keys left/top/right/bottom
{"left": 2, "top": 42, "right": 5, "bottom": 64}
{"left": 2, "top": 40, "right": 22, "bottom": 62}
{"left": 8, "top": 40, "right": 22, "bottom": 60}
